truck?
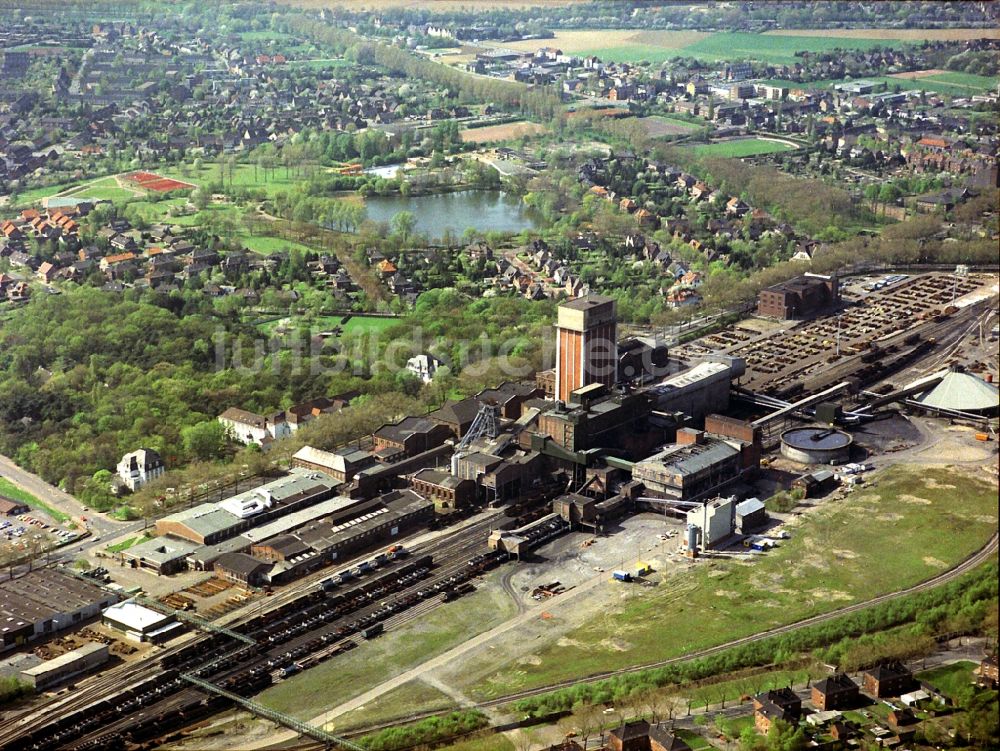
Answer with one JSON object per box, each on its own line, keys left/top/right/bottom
{"left": 279, "top": 663, "right": 301, "bottom": 678}
{"left": 612, "top": 570, "right": 633, "bottom": 583}
{"left": 361, "top": 623, "right": 384, "bottom": 639}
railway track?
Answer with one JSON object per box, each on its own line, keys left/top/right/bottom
{"left": 288, "top": 530, "right": 999, "bottom": 746}
{"left": 0, "top": 516, "right": 569, "bottom": 751}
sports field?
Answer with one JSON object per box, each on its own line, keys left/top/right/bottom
{"left": 691, "top": 138, "right": 797, "bottom": 158}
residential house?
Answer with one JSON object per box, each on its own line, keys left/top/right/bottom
{"left": 115, "top": 448, "right": 166, "bottom": 493}
{"left": 862, "top": 661, "right": 916, "bottom": 699}
{"left": 811, "top": 673, "right": 859, "bottom": 710}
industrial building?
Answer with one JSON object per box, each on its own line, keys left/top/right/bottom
{"left": 555, "top": 295, "right": 618, "bottom": 401}
{"left": 780, "top": 427, "right": 853, "bottom": 465}
{"left": 123, "top": 536, "right": 199, "bottom": 574}
{"left": 686, "top": 495, "right": 737, "bottom": 550}
{"left": 372, "top": 417, "right": 452, "bottom": 460}
{"left": 633, "top": 430, "right": 746, "bottom": 502}
{"left": 291, "top": 445, "right": 375, "bottom": 483}
{"left": 155, "top": 469, "right": 338, "bottom": 545}
{"left": 102, "top": 600, "right": 183, "bottom": 643}
{"left": 0, "top": 569, "right": 118, "bottom": 652}
{"left": 19, "top": 642, "right": 109, "bottom": 691}
{"left": 536, "top": 385, "right": 655, "bottom": 455}
{"left": 734, "top": 497, "right": 767, "bottom": 534}
{"left": 756, "top": 273, "right": 840, "bottom": 320}
{"left": 649, "top": 359, "right": 745, "bottom": 420}
{"left": 410, "top": 468, "right": 475, "bottom": 511}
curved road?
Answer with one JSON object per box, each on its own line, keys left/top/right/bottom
{"left": 276, "top": 529, "right": 997, "bottom": 744}
{"left": 0, "top": 454, "right": 125, "bottom": 540}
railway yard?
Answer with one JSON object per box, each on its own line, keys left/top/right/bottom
{"left": 0, "top": 271, "right": 996, "bottom": 751}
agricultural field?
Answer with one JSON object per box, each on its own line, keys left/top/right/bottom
{"left": 691, "top": 138, "right": 797, "bottom": 158}
{"left": 438, "top": 464, "right": 998, "bottom": 699}
{"left": 489, "top": 29, "right": 939, "bottom": 65}
{"left": 680, "top": 32, "right": 914, "bottom": 64}
{"left": 460, "top": 121, "right": 548, "bottom": 144}
{"left": 765, "top": 27, "right": 1000, "bottom": 41}
{"left": 498, "top": 30, "right": 710, "bottom": 62}
{"left": 635, "top": 115, "right": 700, "bottom": 138}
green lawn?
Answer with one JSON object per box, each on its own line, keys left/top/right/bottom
{"left": 575, "top": 44, "right": 690, "bottom": 65}
{"left": 257, "top": 569, "right": 517, "bottom": 722}
{"left": 0, "top": 477, "right": 70, "bottom": 523}
{"left": 453, "top": 465, "right": 998, "bottom": 700}
{"left": 691, "top": 139, "right": 796, "bottom": 158}
{"left": 674, "top": 729, "right": 713, "bottom": 751}
{"left": 105, "top": 534, "right": 152, "bottom": 554}
{"left": 916, "top": 661, "right": 979, "bottom": 698}
{"left": 332, "top": 680, "right": 457, "bottom": 730}
{"left": 241, "top": 234, "right": 315, "bottom": 255}
{"left": 160, "top": 162, "right": 306, "bottom": 200}
{"left": 340, "top": 316, "right": 402, "bottom": 335}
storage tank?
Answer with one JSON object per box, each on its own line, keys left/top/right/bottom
{"left": 780, "top": 426, "right": 853, "bottom": 464}
{"left": 686, "top": 523, "right": 699, "bottom": 557}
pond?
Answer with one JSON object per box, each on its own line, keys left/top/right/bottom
{"left": 363, "top": 190, "right": 539, "bottom": 238}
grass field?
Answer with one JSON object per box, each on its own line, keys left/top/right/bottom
{"left": 765, "top": 28, "right": 1000, "bottom": 41}
{"left": 681, "top": 32, "right": 909, "bottom": 64}
{"left": 635, "top": 115, "right": 700, "bottom": 138}
{"left": 453, "top": 464, "right": 998, "bottom": 699}
{"left": 916, "top": 661, "right": 979, "bottom": 697}
{"left": 60, "top": 177, "right": 139, "bottom": 203}
{"left": 755, "top": 72, "right": 997, "bottom": 97}
{"left": 436, "top": 734, "right": 515, "bottom": 751}
{"left": 888, "top": 70, "right": 999, "bottom": 94}
{"left": 460, "top": 121, "right": 547, "bottom": 144}
{"left": 0, "top": 477, "right": 70, "bottom": 523}
{"left": 691, "top": 139, "right": 797, "bottom": 158}
{"left": 257, "top": 569, "right": 517, "bottom": 721}
{"left": 332, "top": 680, "right": 456, "bottom": 730}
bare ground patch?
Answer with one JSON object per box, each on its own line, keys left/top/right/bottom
{"left": 461, "top": 121, "right": 547, "bottom": 143}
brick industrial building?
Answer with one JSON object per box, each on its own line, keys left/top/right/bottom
{"left": 555, "top": 295, "right": 618, "bottom": 401}
{"left": 756, "top": 273, "right": 840, "bottom": 320}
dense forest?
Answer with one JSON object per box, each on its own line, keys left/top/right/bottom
{"left": 0, "top": 287, "right": 555, "bottom": 505}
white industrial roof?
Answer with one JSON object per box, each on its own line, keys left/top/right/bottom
{"left": 102, "top": 600, "right": 172, "bottom": 632}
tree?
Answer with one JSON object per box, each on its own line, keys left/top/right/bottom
{"left": 181, "top": 420, "right": 227, "bottom": 462}
{"left": 391, "top": 211, "right": 417, "bottom": 245}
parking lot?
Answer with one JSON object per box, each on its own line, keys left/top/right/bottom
{"left": 0, "top": 513, "right": 83, "bottom": 562}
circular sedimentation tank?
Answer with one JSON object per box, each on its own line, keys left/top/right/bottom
{"left": 780, "top": 426, "right": 853, "bottom": 464}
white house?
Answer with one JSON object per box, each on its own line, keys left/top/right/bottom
{"left": 406, "top": 353, "right": 443, "bottom": 383}
{"left": 116, "top": 448, "right": 165, "bottom": 492}
{"left": 218, "top": 407, "right": 289, "bottom": 449}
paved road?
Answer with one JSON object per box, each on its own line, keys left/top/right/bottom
{"left": 0, "top": 453, "right": 123, "bottom": 539}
